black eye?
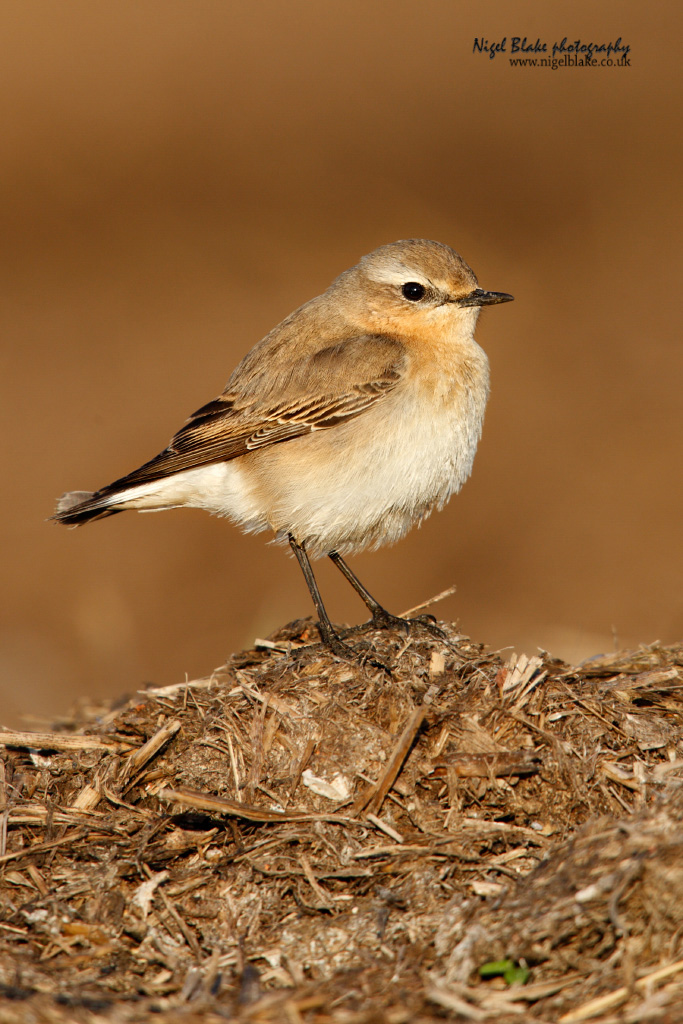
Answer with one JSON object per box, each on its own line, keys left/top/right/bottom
{"left": 401, "top": 281, "right": 426, "bottom": 301}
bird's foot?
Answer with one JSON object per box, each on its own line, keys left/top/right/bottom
{"left": 317, "top": 626, "right": 391, "bottom": 674}
{"left": 366, "top": 609, "right": 449, "bottom": 642}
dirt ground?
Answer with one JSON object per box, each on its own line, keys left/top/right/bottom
{"left": 1, "top": 616, "right": 683, "bottom": 1023}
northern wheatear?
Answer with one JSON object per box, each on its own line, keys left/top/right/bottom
{"left": 55, "top": 240, "right": 512, "bottom": 658}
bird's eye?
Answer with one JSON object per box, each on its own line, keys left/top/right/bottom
{"left": 401, "top": 281, "right": 426, "bottom": 301}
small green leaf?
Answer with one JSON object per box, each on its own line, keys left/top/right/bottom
{"left": 479, "top": 959, "right": 515, "bottom": 978}
{"left": 479, "top": 959, "right": 530, "bottom": 986}
{"left": 503, "top": 963, "right": 530, "bottom": 986}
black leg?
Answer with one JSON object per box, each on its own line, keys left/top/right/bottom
{"left": 289, "top": 536, "right": 390, "bottom": 671}
{"left": 289, "top": 536, "right": 353, "bottom": 658}
{"left": 328, "top": 551, "right": 392, "bottom": 623}
{"left": 328, "top": 550, "right": 446, "bottom": 639}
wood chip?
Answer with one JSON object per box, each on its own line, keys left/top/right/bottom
{"left": 159, "top": 786, "right": 350, "bottom": 824}
{"left": 119, "top": 719, "right": 181, "bottom": 784}
{"left": 0, "top": 730, "right": 136, "bottom": 753}
{"left": 351, "top": 705, "right": 427, "bottom": 816}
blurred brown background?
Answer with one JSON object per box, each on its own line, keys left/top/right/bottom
{"left": 2, "top": 1, "right": 681, "bottom": 727}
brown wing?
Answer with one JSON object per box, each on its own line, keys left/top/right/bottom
{"left": 100, "top": 334, "right": 406, "bottom": 493}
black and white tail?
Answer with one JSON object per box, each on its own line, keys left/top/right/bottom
{"left": 53, "top": 490, "right": 122, "bottom": 526}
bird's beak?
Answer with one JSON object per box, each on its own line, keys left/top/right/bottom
{"left": 457, "top": 288, "right": 514, "bottom": 307}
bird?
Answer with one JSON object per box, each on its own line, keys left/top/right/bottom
{"left": 54, "top": 239, "right": 513, "bottom": 660}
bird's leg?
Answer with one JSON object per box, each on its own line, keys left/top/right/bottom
{"left": 288, "top": 536, "right": 358, "bottom": 659}
{"left": 328, "top": 550, "right": 447, "bottom": 639}
{"left": 328, "top": 551, "right": 393, "bottom": 625}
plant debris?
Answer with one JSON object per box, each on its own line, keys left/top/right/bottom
{"left": 1, "top": 618, "right": 682, "bottom": 1022}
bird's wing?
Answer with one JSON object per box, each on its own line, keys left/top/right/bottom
{"left": 101, "top": 334, "right": 406, "bottom": 492}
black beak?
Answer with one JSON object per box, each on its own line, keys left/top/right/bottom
{"left": 458, "top": 288, "right": 514, "bottom": 308}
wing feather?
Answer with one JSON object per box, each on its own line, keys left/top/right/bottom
{"left": 96, "top": 334, "right": 405, "bottom": 494}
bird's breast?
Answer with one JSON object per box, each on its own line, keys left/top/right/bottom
{"left": 243, "top": 348, "right": 489, "bottom": 556}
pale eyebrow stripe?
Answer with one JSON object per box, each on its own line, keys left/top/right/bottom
{"left": 366, "top": 266, "right": 432, "bottom": 288}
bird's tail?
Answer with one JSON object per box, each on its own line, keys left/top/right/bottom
{"left": 52, "top": 490, "right": 122, "bottom": 526}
